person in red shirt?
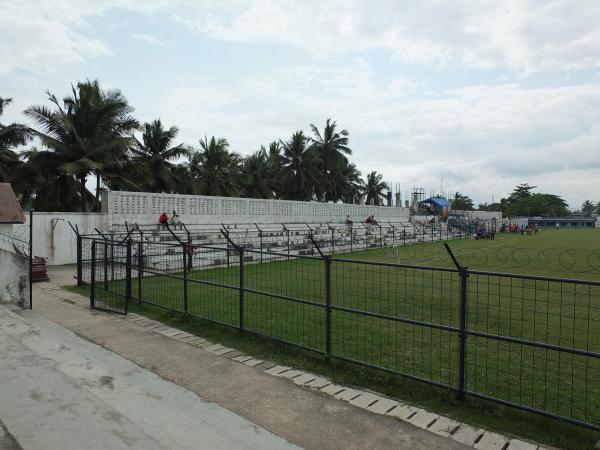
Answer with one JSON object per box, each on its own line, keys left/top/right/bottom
{"left": 185, "top": 241, "right": 195, "bottom": 271}
{"left": 159, "top": 212, "right": 168, "bottom": 228}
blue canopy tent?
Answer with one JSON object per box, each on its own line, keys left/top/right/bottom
{"left": 420, "top": 197, "right": 451, "bottom": 209}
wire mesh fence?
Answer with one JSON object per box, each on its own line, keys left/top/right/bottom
{"left": 84, "top": 232, "right": 600, "bottom": 431}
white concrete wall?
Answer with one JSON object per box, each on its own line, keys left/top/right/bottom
{"left": 0, "top": 248, "right": 29, "bottom": 308}
{"left": 13, "top": 212, "right": 108, "bottom": 266}
{"left": 452, "top": 210, "right": 502, "bottom": 221}
{"left": 103, "top": 191, "right": 410, "bottom": 226}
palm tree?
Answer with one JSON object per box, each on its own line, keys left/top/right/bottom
{"left": 309, "top": 119, "right": 352, "bottom": 201}
{"left": 364, "top": 171, "right": 388, "bottom": 205}
{"left": 279, "top": 131, "right": 321, "bottom": 201}
{"left": 18, "top": 148, "right": 84, "bottom": 211}
{"left": 340, "top": 162, "right": 364, "bottom": 204}
{"left": 241, "top": 149, "right": 274, "bottom": 199}
{"left": 188, "top": 136, "right": 243, "bottom": 196}
{"left": 24, "top": 80, "right": 137, "bottom": 211}
{"left": 0, "top": 97, "right": 30, "bottom": 183}
{"left": 131, "top": 119, "right": 189, "bottom": 193}
{"left": 266, "top": 140, "right": 283, "bottom": 198}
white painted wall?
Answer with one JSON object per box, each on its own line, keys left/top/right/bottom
{"left": 13, "top": 212, "right": 108, "bottom": 266}
{"left": 0, "top": 248, "right": 29, "bottom": 308}
{"left": 452, "top": 210, "right": 502, "bottom": 221}
{"left": 0, "top": 224, "right": 13, "bottom": 234}
{"left": 102, "top": 191, "right": 410, "bottom": 226}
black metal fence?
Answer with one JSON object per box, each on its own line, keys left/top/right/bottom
{"left": 74, "top": 218, "right": 493, "bottom": 286}
{"left": 85, "top": 235, "right": 600, "bottom": 431}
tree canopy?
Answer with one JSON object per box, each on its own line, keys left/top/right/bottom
{"left": 451, "top": 192, "right": 475, "bottom": 210}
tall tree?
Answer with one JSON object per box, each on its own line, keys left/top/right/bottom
{"left": 508, "top": 183, "right": 537, "bottom": 203}
{"left": 18, "top": 147, "right": 84, "bottom": 211}
{"left": 0, "top": 97, "right": 30, "bottom": 183}
{"left": 452, "top": 192, "right": 475, "bottom": 210}
{"left": 241, "top": 148, "right": 272, "bottom": 199}
{"left": 188, "top": 136, "right": 242, "bottom": 196}
{"left": 25, "top": 80, "right": 137, "bottom": 211}
{"left": 364, "top": 171, "right": 388, "bottom": 205}
{"left": 581, "top": 200, "right": 595, "bottom": 216}
{"left": 506, "top": 193, "right": 569, "bottom": 217}
{"left": 340, "top": 162, "right": 364, "bottom": 204}
{"left": 478, "top": 202, "right": 503, "bottom": 212}
{"left": 309, "top": 119, "right": 352, "bottom": 201}
{"left": 279, "top": 131, "right": 320, "bottom": 201}
{"left": 131, "top": 119, "right": 189, "bottom": 193}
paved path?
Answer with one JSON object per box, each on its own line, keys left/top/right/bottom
{"left": 1, "top": 266, "right": 468, "bottom": 450}
{"left": 0, "top": 305, "right": 299, "bottom": 450}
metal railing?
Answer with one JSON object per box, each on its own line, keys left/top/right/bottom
{"left": 74, "top": 218, "right": 491, "bottom": 285}
{"left": 86, "top": 234, "right": 600, "bottom": 431}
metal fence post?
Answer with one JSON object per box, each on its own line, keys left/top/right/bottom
{"left": 29, "top": 210, "right": 33, "bottom": 309}
{"left": 350, "top": 226, "right": 353, "bottom": 252}
{"left": 110, "top": 233, "right": 115, "bottom": 281}
{"left": 125, "top": 240, "right": 132, "bottom": 314}
{"left": 103, "top": 237, "right": 108, "bottom": 289}
{"left": 90, "top": 241, "right": 96, "bottom": 309}
{"left": 331, "top": 227, "right": 335, "bottom": 254}
{"left": 239, "top": 247, "right": 245, "bottom": 331}
{"left": 325, "top": 256, "right": 332, "bottom": 358}
{"left": 182, "top": 244, "right": 189, "bottom": 314}
{"left": 458, "top": 266, "right": 469, "bottom": 400}
{"left": 137, "top": 238, "right": 143, "bottom": 304}
{"left": 76, "top": 234, "right": 82, "bottom": 286}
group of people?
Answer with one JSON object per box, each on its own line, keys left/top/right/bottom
{"left": 158, "top": 210, "right": 183, "bottom": 229}
{"left": 499, "top": 223, "right": 540, "bottom": 235}
{"left": 344, "top": 215, "right": 378, "bottom": 228}
{"left": 475, "top": 227, "right": 496, "bottom": 240}
{"left": 158, "top": 211, "right": 196, "bottom": 270}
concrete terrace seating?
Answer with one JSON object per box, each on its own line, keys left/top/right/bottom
{"left": 105, "top": 221, "right": 468, "bottom": 273}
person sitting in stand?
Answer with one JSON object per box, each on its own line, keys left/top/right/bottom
{"left": 159, "top": 212, "right": 169, "bottom": 229}
{"left": 170, "top": 210, "right": 181, "bottom": 229}
{"left": 345, "top": 215, "right": 353, "bottom": 227}
{"left": 371, "top": 215, "right": 378, "bottom": 225}
{"left": 365, "top": 215, "right": 373, "bottom": 234}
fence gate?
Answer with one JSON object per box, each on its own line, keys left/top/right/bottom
{"left": 90, "top": 239, "right": 131, "bottom": 314}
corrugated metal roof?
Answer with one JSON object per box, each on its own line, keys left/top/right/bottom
{"left": 0, "top": 183, "right": 26, "bottom": 223}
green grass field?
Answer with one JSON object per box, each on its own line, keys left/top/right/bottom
{"left": 85, "top": 229, "right": 600, "bottom": 448}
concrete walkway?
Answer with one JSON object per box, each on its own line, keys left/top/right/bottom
{"left": 0, "top": 305, "right": 299, "bottom": 450}
{"left": 0, "top": 266, "right": 468, "bottom": 450}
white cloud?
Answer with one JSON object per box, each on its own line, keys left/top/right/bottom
{"left": 131, "top": 33, "right": 166, "bottom": 47}
{"left": 183, "top": 0, "right": 600, "bottom": 73}
{"left": 161, "top": 60, "right": 600, "bottom": 206}
{"left": 3, "top": 0, "right": 600, "bottom": 207}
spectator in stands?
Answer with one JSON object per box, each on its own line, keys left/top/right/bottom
{"left": 159, "top": 212, "right": 169, "bottom": 228}
{"left": 185, "top": 241, "right": 194, "bottom": 271}
{"left": 371, "top": 215, "right": 378, "bottom": 225}
{"left": 365, "top": 215, "right": 373, "bottom": 234}
{"left": 346, "top": 215, "right": 353, "bottom": 227}
{"left": 170, "top": 210, "right": 181, "bottom": 229}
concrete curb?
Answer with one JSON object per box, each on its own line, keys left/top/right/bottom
{"left": 122, "top": 313, "right": 552, "bottom": 450}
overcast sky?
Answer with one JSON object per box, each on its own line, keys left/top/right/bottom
{"left": 2, "top": 0, "right": 600, "bottom": 208}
